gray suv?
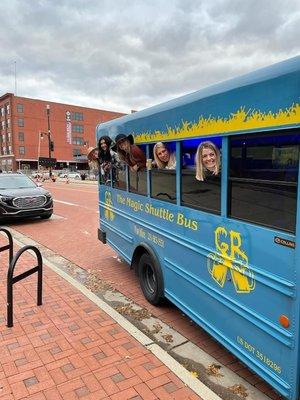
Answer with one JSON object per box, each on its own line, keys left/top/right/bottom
{"left": 0, "top": 173, "right": 53, "bottom": 222}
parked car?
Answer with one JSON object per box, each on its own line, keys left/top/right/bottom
{"left": 31, "top": 171, "right": 52, "bottom": 180}
{"left": 67, "top": 172, "right": 81, "bottom": 180}
{"left": 0, "top": 173, "right": 53, "bottom": 222}
{"left": 58, "top": 172, "right": 81, "bottom": 179}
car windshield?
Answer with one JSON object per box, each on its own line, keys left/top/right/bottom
{"left": 0, "top": 175, "right": 36, "bottom": 189}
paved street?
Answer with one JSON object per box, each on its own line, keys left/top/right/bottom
{"left": 0, "top": 180, "right": 282, "bottom": 400}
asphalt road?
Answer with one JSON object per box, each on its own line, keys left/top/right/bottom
{"left": 6, "top": 180, "right": 282, "bottom": 400}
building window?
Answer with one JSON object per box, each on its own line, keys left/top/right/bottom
{"left": 18, "top": 118, "right": 24, "bottom": 127}
{"left": 72, "top": 124, "right": 84, "bottom": 133}
{"left": 0, "top": 107, "right": 4, "bottom": 117}
{"left": 71, "top": 112, "right": 84, "bottom": 121}
{"left": 6, "top": 104, "right": 10, "bottom": 115}
{"left": 1, "top": 121, "right": 4, "bottom": 130}
{"left": 19, "top": 146, "right": 25, "bottom": 155}
{"left": 73, "top": 148, "right": 81, "bottom": 157}
{"left": 17, "top": 103, "right": 24, "bottom": 113}
{"left": 8, "top": 145, "right": 12, "bottom": 154}
{"left": 6, "top": 119, "right": 10, "bottom": 129}
{"left": 72, "top": 137, "right": 84, "bottom": 145}
{"left": 18, "top": 132, "right": 24, "bottom": 141}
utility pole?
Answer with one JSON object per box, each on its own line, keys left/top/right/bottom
{"left": 46, "top": 105, "right": 52, "bottom": 177}
{"left": 14, "top": 61, "right": 17, "bottom": 95}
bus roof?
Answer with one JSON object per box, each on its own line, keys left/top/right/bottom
{"left": 96, "top": 55, "right": 300, "bottom": 143}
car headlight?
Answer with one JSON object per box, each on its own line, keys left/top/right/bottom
{"left": 0, "top": 195, "right": 12, "bottom": 203}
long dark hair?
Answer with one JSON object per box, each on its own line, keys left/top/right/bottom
{"left": 98, "top": 136, "right": 112, "bottom": 163}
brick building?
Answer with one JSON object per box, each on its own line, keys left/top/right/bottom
{"left": 0, "top": 93, "right": 125, "bottom": 172}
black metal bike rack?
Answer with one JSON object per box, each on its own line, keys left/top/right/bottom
{"left": 0, "top": 228, "right": 14, "bottom": 265}
{"left": 7, "top": 245, "right": 43, "bottom": 328}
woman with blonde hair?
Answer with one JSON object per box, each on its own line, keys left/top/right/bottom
{"left": 153, "top": 142, "right": 176, "bottom": 169}
{"left": 195, "top": 141, "right": 220, "bottom": 181}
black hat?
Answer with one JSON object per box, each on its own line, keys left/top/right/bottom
{"left": 111, "top": 134, "right": 134, "bottom": 151}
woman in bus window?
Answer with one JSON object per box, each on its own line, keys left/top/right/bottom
{"left": 112, "top": 133, "right": 146, "bottom": 172}
{"left": 87, "top": 147, "right": 99, "bottom": 168}
{"left": 195, "top": 141, "right": 220, "bottom": 181}
{"left": 98, "top": 136, "right": 120, "bottom": 183}
{"left": 153, "top": 142, "right": 176, "bottom": 169}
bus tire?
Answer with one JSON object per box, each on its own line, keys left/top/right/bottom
{"left": 138, "top": 253, "right": 164, "bottom": 306}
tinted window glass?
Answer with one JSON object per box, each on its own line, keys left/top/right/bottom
{"left": 150, "top": 142, "right": 176, "bottom": 203}
{"left": 112, "top": 163, "right": 126, "bottom": 190}
{"left": 229, "top": 131, "right": 299, "bottom": 233}
{"left": 182, "top": 138, "right": 221, "bottom": 214}
{"left": 151, "top": 169, "right": 176, "bottom": 203}
{"left": 0, "top": 175, "right": 35, "bottom": 189}
{"left": 129, "top": 169, "right": 147, "bottom": 196}
{"left": 128, "top": 144, "right": 147, "bottom": 196}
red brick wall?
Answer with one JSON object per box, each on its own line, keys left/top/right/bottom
{"left": 0, "top": 93, "right": 125, "bottom": 170}
{"left": 13, "top": 96, "right": 125, "bottom": 161}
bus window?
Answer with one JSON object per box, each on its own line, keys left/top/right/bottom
{"left": 229, "top": 131, "right": 299, "bottom": 233}
{"left": 112, "top": 163, "right": 127, "bottom": 190}
{"left": 150, "top": 142, "right": 176, "bottom": 203}
{"left": 181, "top": 138, "right": 221, "bottom": 214}
{"left": 128, "top": 168, "right": 147, "bottom": 196}
{"left": 128, "top": 144, "right": 147, "bottom": 196}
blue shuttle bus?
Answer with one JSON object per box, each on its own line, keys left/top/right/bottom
{"left": 96, "top": 56, "right": 300, "bottom": 399}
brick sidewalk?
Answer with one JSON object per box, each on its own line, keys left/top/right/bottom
{"left": 0, "top": 242, "right": 201, "bottom": 400}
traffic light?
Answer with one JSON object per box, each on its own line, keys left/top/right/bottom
{"left": 50, "top": 141, "right": 54, "bottom": 152}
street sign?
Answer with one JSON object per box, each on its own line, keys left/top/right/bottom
{"left": 38, "top": 157, "right": 57, "bottom": 167}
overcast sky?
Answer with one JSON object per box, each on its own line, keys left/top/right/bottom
{"left": 0, "top": 0, "right": 299, "bottom": 114}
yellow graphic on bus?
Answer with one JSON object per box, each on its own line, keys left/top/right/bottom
{"left": 207, "top": 227, "right": 255, "bottom": 293}
{"left": 104, "top": 191, "right": 115, "bottom": 221}
{"left": 134, "top": 103, "right": 300, "bottom": 143}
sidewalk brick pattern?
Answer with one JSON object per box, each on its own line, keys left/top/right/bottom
{"left": 0, "top": 241, "right": 201, "bottom": 400}
{"left": 3, "top": 181, "right": 283, "bottom": 400}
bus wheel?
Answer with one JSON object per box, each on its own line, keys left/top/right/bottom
{"left": 138, "top": 253, "right": 164, "bottom": 306}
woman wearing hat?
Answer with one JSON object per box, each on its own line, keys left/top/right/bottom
{"left": 98, "top": 135, "right": 120, "bottom": 183}
{"left": 112, "top": 133, "right": 146, "bottom": 172}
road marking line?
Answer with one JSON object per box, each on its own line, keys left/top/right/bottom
{"left": 44, "top": 186, "right": 97, "bottom": 194}
{"left": 54, "top": 200, "right": 79, "bottom": 206}
{"left": 53, "top": 199, "right": 98, "bottom": 213}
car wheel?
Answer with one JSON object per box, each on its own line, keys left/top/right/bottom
{"left": 75, "top": 175, "right": 80, "bottom": 180}
{"left": 138, "top": 253, "right": 164, "bottom": 305}
{"left": 40, "top": 212, "right": 52, "bottom": 220}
